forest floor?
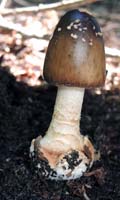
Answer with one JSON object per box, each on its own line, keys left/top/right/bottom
{"left": 0, "top": 1, "right": 120, "bottom": 200}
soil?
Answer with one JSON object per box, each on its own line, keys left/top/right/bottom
{"left": 0, "top": 67, "right": 120, "bottom": 200}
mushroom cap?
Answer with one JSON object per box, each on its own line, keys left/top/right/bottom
{"left": 43, "top": 9, "right": 106, "bottom": 88}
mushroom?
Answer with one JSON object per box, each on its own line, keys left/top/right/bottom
{"left": 30, "top": 10, "right": 105, "bottom": 180}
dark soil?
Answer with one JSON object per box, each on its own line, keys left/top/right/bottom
{"left": 0, "top": 67, "right": 120, "bottom": 200}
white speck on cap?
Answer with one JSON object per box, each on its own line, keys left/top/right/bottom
{"left": 71, "top": 33, "right": 78, "bottom": 39}
{"left": 73, "top": 24, "right": 79, "bottom": 29}
{"left": 83, "top": 27, "right": 87, "bottom": 30}
{"left": 74, "top": 19, "right": 80, "bottom": 23}
{"left": 82, "top": 38, "right": 86, "bottom": 42}
{"left": 67, "top": 26, "right": 71, "bottom": 30}
{"left": 89, "top": 41, "right": 93, "bottom": 46}
{"left": 79, "top": 28, "right": 82, "bottom": 31}
{"left": 96, "top": 32, "right": 103, "bottom": 37}
{"left": 57, "top": 27, "right": 62, "bottom": 32}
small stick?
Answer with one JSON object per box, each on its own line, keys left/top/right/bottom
{"left": 0, "top": 0, "right": 101, "bottom": 15}
{"left": 105, "top": 47, "right": 120, "bottom": 58}
{"left": 0, "top": 16, "right": 44, "bottom": 39}
{"left": 0, "top": 0, "right": 8, "bottom": 8}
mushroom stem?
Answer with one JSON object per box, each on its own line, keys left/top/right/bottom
{"left": 32, "top": 85, "right": 95, "bottom": 179}
{"left": 40, "top": 86, "right": 85, "bottom": 152}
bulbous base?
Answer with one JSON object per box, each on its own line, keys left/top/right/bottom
{"left": 30, "top": 135, "right": 94, "bottom": 180}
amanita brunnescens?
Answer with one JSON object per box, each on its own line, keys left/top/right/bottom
{"left": 30, "top": 9, "right": 105, "bottom": 180}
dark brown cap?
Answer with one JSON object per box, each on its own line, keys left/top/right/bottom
{"left": 43, "top": 10, "right": 106, "bottom": 88}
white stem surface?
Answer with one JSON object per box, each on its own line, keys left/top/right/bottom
{"left": 40, "top": 86, "right": 85, "bottom": 152}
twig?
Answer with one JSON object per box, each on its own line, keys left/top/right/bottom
{"left": 83, "top": 191, "right": 90, "bottom": 200}
{"left": 0, "top": 0, "right": 101, "bottom": 15}
{"left": 0, "top": 0, "right": 8, "bottom": 8}
{"left": 95, "top": 13, "right": 120, "bottom": 22}
{"left": 105, "top": 47, "right": 120, "bottom": 58}
{"left": 82, "top": 185, "right": 91, "bottom": 200}
{"left": 0, "top": 16, "right": 44, "bottom": 39}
